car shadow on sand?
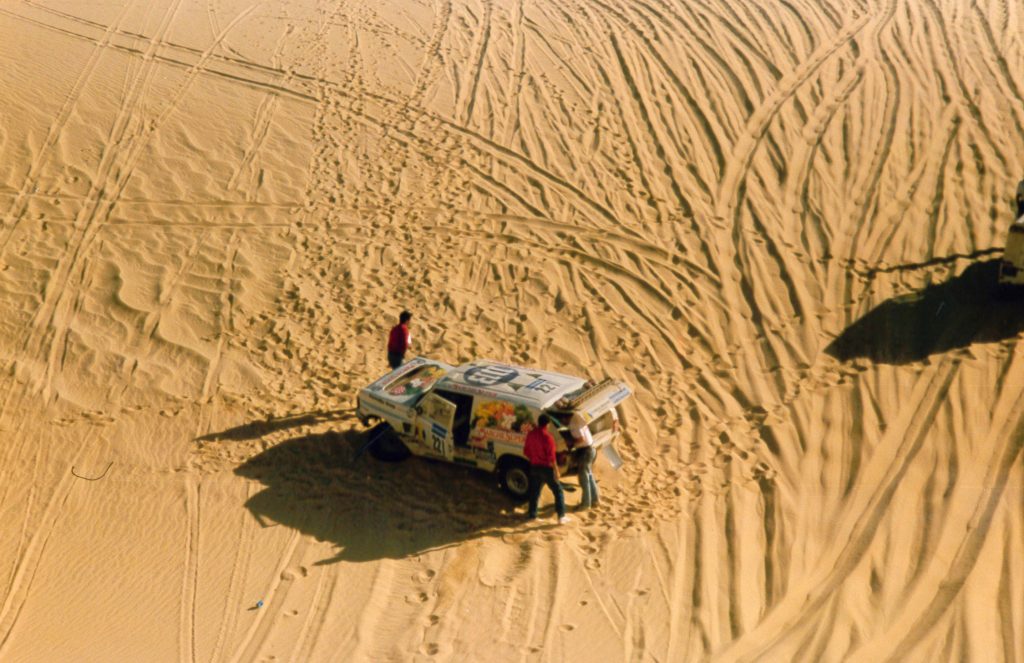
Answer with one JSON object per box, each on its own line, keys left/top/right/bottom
{"left": 826, "top": 259, "right": 1024, "bottom": 364}
{"left": 234, "top": 429, "right": 548, "bottom": 563}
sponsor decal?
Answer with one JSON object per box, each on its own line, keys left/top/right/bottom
{"left": 369, "top": 358, "right": 425, "bottom": 389}
{"left": 384, "top": 364, "right": 447, "bottom": 398}
{"left": 443, "top": 382, "right": 504, "bottom": 401}
{"left": 481, "top": 429, "right": 524, "bottom": 444}
{"left": 523, "top": 377, "right": 557, "bottom": 394}
{"left": 608, "top": 386, "right": 630, "bottom": 404}
{"left": 464, "top": 364, "right": 519, "bottom": 386}
{"left": 470, "top": 399, "right": 533, "bottom": 448}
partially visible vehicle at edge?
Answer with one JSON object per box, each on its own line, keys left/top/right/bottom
{"left": 356, "top": 358, "right": 631, "bottom": 500}
{"left": 998, "top": 180, "right": 1024, "bottom": 293}
{"left": 999, "top": 215, "right": 1024, "bottom": 291}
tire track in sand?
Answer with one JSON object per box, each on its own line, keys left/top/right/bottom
{"left": 457, "top": 0, "right": 492, "bottom": 126}
{"left": 226, "top": 532, "right": 308, "bottom": 663}
{"left": 8, "top": 0, "right": 185, "bottom": 402}
{"left": 711, "top": 7, "right": 877, "bottom": 333}
{"left": 714, "top": 359, "right": 960, "bottom": 662}
{"left": 0, "top": 415, "right": 124, "bottom": 653}
{"left": 227, "top": 22, "right": 296, "bottom": 197}
{"left": 17, "top": 1, "right": 260, "bottom": 403}
{"left": 846, "top": 346, "right": 1024, "bottom": 662}
{"left": 204, "top": 484, "right": 259, "bottom": 663}
{"left": 0, "top": 1, "right": 133, "bottom": 256}
{"left": 181, "top": 229, "right": 241, "bottom": 663}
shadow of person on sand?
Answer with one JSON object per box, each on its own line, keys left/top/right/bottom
{"left": 826, "top": 259, "right": 1024, "bottom": 365}
{"left": 234, "top": 429, "right": 552, "bottom": 563}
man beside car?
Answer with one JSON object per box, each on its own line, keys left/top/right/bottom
{"left": 570, "top": 412, "right": 599, "bottom": 510}
{"left": 524, "top": 414, "right": 571, "bottom": 524}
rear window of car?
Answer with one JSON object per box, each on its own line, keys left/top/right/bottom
{"left": 587, "top": 409, "right": 618, "bottom": 435}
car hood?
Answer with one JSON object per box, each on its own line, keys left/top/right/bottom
{"left": 360, "top": 357, "right": 455, "bottom": 409}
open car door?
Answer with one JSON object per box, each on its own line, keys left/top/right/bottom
{"left": 414, "top": 392, "right": 456, "bottom": 461}
{"left": 559, "top": 378, "right": 631, "bottom": 469}
{"left": 570, "top": 378, "right": 631, "bottom": 423}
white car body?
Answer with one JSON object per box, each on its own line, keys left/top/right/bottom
{"left": 356, "top": 358, "right": 631, "bottom": 495}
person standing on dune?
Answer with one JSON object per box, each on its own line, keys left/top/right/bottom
{"left": 524, "top": 414, "right": 571, "bottom": 524}
{"left": 387, "top": 310, "right": 412, "bottom": 369}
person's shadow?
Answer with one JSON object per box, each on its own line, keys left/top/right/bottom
{"left": 233, "top": 428, "right": 537, "bottom": 563}
{"left": 826, "top": 259, "right": 1024, "bottom": 364}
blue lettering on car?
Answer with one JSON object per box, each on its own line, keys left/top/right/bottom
{"left": 464, "top": 364, "right": 519, "bottom": 386}
{"left": 524, "top": 378, "right": 556, "bottom": 393}
{"left": 609, "top": 387, "right": 630, "bottom": 404}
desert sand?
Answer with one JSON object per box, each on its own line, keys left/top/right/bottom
{"left": 1, "top": 0, "right": 1023, "bottom": 660}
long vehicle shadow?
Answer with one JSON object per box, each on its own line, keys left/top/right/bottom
{"left": 234, "top": 429, "right": 534, "bottom": 563}
{"left": 826, "top": 260, "right": 1024, "bottom": 364}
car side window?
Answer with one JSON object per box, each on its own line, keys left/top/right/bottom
{"left": 420, "top": 393, "right": 454, "bottom": 421}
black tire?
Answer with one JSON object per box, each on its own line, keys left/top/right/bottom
{"left": 498, "top": 457, "right": 531, "bottom": 502}
{"left": 367, "top": 424, "right": 411, "bottom": 462}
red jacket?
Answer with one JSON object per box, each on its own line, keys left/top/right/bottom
{"left": 387, "top": 323, "right": 410, "bottom": 353}
{"left": 524, "top": 426, "right": 557, "bottom": 467}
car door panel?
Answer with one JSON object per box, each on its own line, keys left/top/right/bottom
{"left": 414, "top": 393, "right": 456, "bottom": 461}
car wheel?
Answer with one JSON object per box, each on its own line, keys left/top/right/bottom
{"left": 498, "top": 457, "right": 531, "bottom": 502}
{"left": 368, "top": 425, "right": 411, "bottom": 462}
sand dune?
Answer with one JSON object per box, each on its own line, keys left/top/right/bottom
{"left": 2, "top": 0, "right": 1024, "bottom": 660}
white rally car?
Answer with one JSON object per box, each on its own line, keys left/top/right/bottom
{"left": 356, "top": 358, "right": 631, "bottom": 500}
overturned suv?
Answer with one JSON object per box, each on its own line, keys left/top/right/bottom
{"left": 356, "top": 358, "right": 631, "bottom": 500}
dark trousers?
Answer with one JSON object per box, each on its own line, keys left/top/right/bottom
{"left": 387, "top": 351, "right": 404, "bottom": 369}
{"left": 528, "top": 466, "right": 565, "bottom": 518}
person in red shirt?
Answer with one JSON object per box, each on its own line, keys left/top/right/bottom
{"left": 387, "top": 311, "right": 412, "bottom": 369}
{"left": 523, "top": 413, "right": 570, "bottom": 523}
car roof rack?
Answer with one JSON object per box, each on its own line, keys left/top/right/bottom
{"left": 553, "top": 377, "right": 616, "bottom": 411}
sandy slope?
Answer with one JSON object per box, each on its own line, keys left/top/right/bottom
{"left": 1, "top": 0, "right": 1024, "bottom": 660}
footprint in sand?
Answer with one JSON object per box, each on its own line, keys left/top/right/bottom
{"left": 280, "top": 566, "right": 308, "bottom": 581}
